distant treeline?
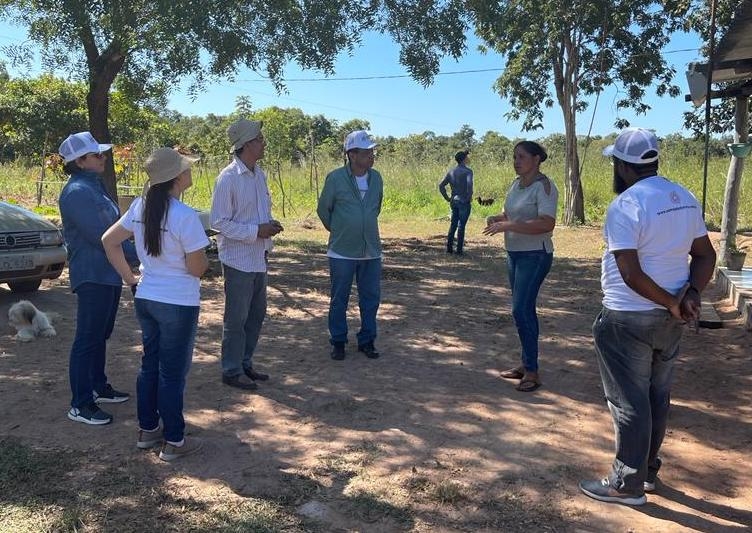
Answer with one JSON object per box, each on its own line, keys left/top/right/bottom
{"left": 0, "top": 73, "right": 736, "bottom": 167}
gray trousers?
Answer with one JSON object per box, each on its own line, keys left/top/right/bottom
{"left": 592, "top": 306, "right": 683, "bottom": 493}
{"left": 221, "top": 264, "right": 267, "bottom": 378}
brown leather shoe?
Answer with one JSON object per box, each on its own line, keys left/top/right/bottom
{"left": 244, "top": 367, "right": 269, "bottom": 381}
{"left": 222, "top": 374, "right": 258, "bottom": 391}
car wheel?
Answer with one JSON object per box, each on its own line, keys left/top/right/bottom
{"left": 8, "top": 279, "right": 42, "bottom": 293}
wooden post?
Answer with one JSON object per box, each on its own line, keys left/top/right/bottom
{"left": 719, "top": 95, "right": 748, "bottom": 265}
{"left": 37, "top": 133, "right": 48, "bottom": 207}
{"left": 275, "top": 160, "right": 287, "bottom": 218}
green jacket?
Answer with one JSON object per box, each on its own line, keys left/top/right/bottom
{"left": 317, "top": 164, "right": 383, "bottom": 258}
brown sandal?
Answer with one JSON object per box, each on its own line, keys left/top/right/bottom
{"left": 516, "top": 379, "right": 541, "bottom": 392}
{"left": 500, "top": 367, "right": 525, "bottom": 379}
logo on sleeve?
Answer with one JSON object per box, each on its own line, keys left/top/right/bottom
{"left": 670, "top": 191, "right": 680, "bottom": 204}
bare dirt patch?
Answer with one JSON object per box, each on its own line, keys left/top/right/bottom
{"left": 1, "top": 222, "right": 750, "bottom": 532}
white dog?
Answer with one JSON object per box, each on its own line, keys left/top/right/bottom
{"left": 8, "top": 300, "right": 56, "bottom": 342}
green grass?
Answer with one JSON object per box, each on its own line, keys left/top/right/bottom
{"left": 0, "top": 437, "right": 306, "bottom": 532}
{"left": 1, "top": 150, "right": 749, "bottom": 230}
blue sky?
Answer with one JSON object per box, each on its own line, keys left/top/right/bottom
{"left": 0, "top": 21, "right": 706, "bottom": 140}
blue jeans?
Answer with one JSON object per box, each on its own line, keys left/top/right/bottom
{"left": 135, "top": 298, "right": 199, "bottom": 443}
{"left": 69, "top": 283, "right": 121, "bottom": 408}
{"left": 506, "top": 250, "right": 553, "bottom": 372}
{"left": 592, "top": 307, "right": 683, "bottom": 493}
{"left": 328, "top": 257, "right": 381, "bottom": 346}
{"left": 221, "top": 264, "right": 267, "bottom": 378}
{"left": 447, "top": 201, "right": 471, "bottom": 252}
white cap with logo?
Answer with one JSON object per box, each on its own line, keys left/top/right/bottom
{"left": 603, "top": 127, "right": 659, "bottom": 164}
{"left": 59, "top": 132, "right": 113, "bottom": 164}
{"left": 344, "top": 130, "right": 377, "bottom": 152}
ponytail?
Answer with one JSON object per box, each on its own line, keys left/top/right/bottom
{"left": 143, "top": 179, "right": 176, "bottom": 256}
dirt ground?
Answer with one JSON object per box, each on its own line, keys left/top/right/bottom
{"left": 1, "top": 222, "right": 750, "bottom": 532}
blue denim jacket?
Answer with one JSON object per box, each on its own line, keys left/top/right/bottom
{"left": 59, "top": 170, "right": 138, "bottom": 291}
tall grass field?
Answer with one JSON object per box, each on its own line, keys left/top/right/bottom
{"left": 0, "top": 149, "right": 748, "bottom": 230}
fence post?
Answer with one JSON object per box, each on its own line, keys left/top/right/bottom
{"left": 37, "top": 132, "right": 48, "bottom": 207}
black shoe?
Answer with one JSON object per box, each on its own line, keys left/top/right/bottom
{"left": 67, "top": 403, "right": 113, "bottom": 425}
{"left": 94, "top": 384, "right": 130, "bottom": 404}
{"left": 330, "top": 342, "right": 345, "bottom": 360}
{"left": 244, "top": 367, "right": 269, "bottom": 381}
{"left": 222, "top": 374, "right": 258, "bottom": 391}
{"left": 446, "top": 249, "right": 453, "bottom": 254}
{"left": 358, "top": 341, "right": 380, "bottom": 359}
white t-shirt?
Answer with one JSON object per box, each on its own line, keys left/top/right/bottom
{"left": 601, "top": 176, "right": 708, "bottom": 311}
{"left": 121, "top": 197, "right": 210, "bottom": 306}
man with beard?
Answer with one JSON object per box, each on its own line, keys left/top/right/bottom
{"left": 579, "top": 128, "right": 716, "bottom": 506}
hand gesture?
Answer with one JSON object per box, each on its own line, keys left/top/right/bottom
{"left": 485, "top": 213, "right": 508, "bottom": 226}
{"left": 680, "top": 286, "right": 702, "bottom": 325}
{"left": 258, "top": 221, "right": 283, "bottom": 238}
{"left": 270, "top": 219, "right": 284, "bottom": 233}
{"left": 667, "top": 284, "right": 701, "bottom": 328}
{"left": 666, "top": 283, "right": 689, "bottom": 320}
{"left": 482, "top": 221, "right": 506, "bottom": 236}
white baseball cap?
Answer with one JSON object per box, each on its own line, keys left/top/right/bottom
{"left": 59, "top": 131, "right": 113, "bottom": 163}
{"left": 344, "top": 130, "right": 377, "bottom": 152}
{"left": 603, "top": 128, "right": 659, "bottom": 164}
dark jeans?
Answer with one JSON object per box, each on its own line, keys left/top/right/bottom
{"left": 221, "top": 264, "right": 267, "bottom": 378}
{"left": 592, "top": 307, "right": 683, "bottom": 493}
{"left": 328, "top": 257, "right": 381, "bottom": 346}
{"left": 506, "top": 250, "right": 553, "bottom": 372}
{"left": 447, "top": 201, "right": 471, "bottom": 252}
{"left": 69, "top": 283, "right": 121, "bottom": 408}
{"left": 135, "top": 299, "right": 199, "bottom": 443}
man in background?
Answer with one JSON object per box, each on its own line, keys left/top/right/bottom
{"left": 211, "top": 119, "right": 283, "bottom": 391}
{"left": 439, "top": 150, "right": 473, "bottom": 255}
{"left": 317, "top": 130, "right": 384, "bottom": 361}
{"left": 579, "top": 128, "right": 716, "bottom": 506}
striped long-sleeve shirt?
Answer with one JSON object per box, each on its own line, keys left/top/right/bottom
{"left": 210, "top": 157, "right": 274, "bottom": 273}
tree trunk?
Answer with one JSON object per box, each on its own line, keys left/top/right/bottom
{"left": 553, "top": 31, "right": 585, "bottom": 226}
{"left": 84, "top": 43, "right": 125, "bottom": 200}
{"left": 719, "top": 95, "right": 748, "bottom": 265}
{"left": 562, "top": 110, "right": 584, "bottom": 225}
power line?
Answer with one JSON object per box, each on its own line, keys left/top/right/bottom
{"left": 240, "top": 67, "right": 504, "bottom": 83}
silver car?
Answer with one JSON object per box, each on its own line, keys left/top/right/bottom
{"left": 0, "top": 201, "right": 67, "bottom": 292}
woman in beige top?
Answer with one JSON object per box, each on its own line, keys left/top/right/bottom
{"left": 483, "top": 141, "right": 559, "bottom": 392}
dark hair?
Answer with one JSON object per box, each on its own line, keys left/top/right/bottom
{"left": 234, "top": 146, "right": 244, "bottom": 157}
{"left": 143, "top": 179, "right": 176, "bottom": 257}
{"left": 63, "top": 160, "right": 84, "bottom": 175}
{"left": 621, "top": 153, "right": 659, "bottom": 175}
{"left": 515, "top": 141, "right": 548, "bottom": 163}
{"left": 455, "top": 150, "right": 469, "bottom": 164}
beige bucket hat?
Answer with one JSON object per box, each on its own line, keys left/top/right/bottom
{"left": 143, "top": 148, "right": 200, "bottom": 193}
{"left": 227, "top": 119, "right": 263, "bottom": 152}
